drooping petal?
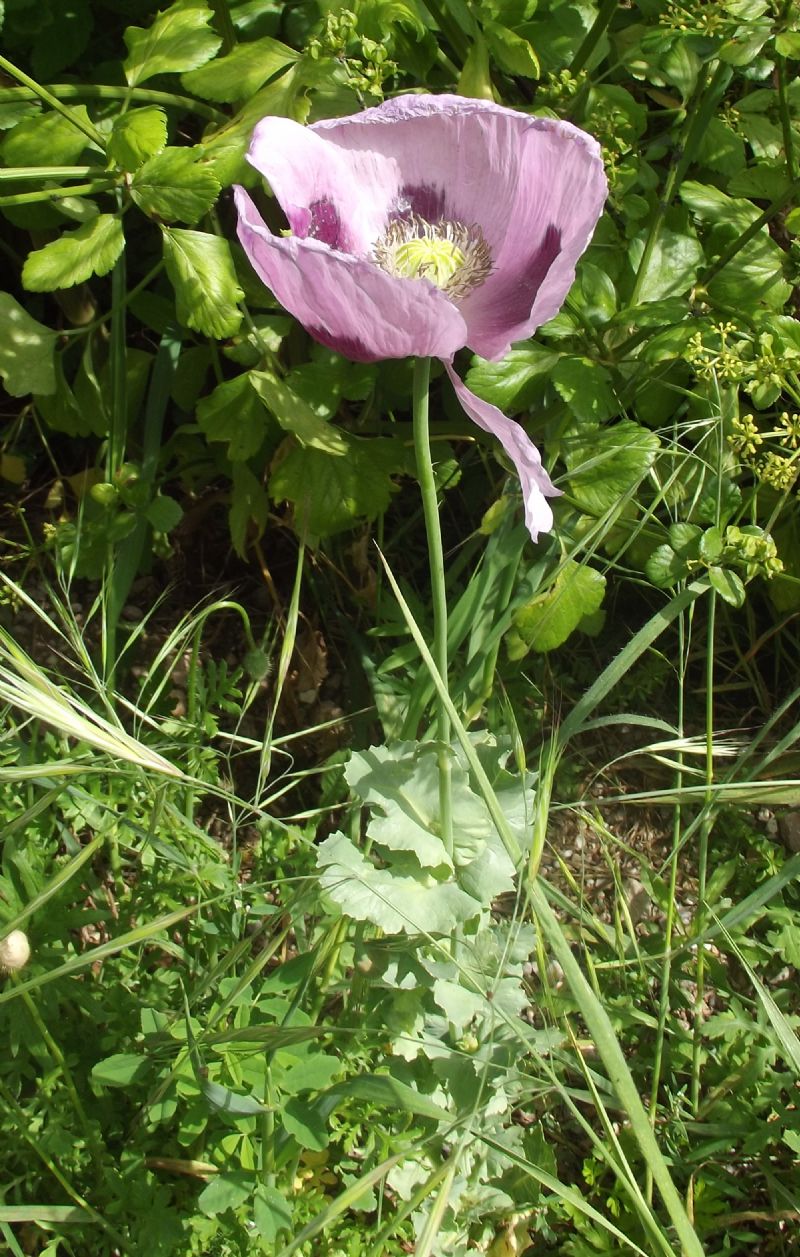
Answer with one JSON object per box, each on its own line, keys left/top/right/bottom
{"left": 444, "top": 362, "right": 560, "bottom": 543}
{"left": 235, "top": 187, "right": 467, "bottom": 362}
{"left": 458, "top": 118, "right": 607, "bottom": 361}
{"left": 246, "top": 115, "right": 397, "bottom": 255}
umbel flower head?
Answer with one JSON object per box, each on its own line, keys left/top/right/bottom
{"left": 235, "top": 93, "right": 607, "bottom": 541}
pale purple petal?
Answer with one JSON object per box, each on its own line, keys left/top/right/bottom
{"left": 444, "top": 362, "right": 560, "bottom": 542}
{"left": 246, "top": 116, "right": 397, "bottom": 255}
{"left": 310, "top": 94, "right": 533, "bottom": 259}
{"left": 458, "top": 118, "right": 607, "bottom": 360}
{"left": 308, "top": 96, "right": 607, "bottom": 361}
{"left": 235, "top": 187, "right": 467, "bottom": 362}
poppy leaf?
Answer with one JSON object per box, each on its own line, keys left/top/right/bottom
{"left": 316, "top": 831, "right": 483, "bottom": 934}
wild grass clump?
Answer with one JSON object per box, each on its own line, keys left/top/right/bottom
{"left": 2, "top": 1, "right": 800, "bottom": 1253}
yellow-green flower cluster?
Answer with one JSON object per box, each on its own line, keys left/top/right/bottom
{"left": 758, "top": 452, "right": 798, "bottom": 492}
{"left": 537, "top": 70, "right": 587, "bottom": 111}
{"left": 660, "top": 0, "right": 733, "bottom": 35}
{"left": 685, "top": 323, "right": 745, "bottom": 384}
{"left": 746, "top": 337, "right": 784, "bottom": 399}
{"left": 779, "top": 411, "right": 800, "bottom": 449}
{"left": 728, "top": 413, "right": 763, "bottom": 458}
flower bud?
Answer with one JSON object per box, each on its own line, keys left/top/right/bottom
{"left": 0, "top": 929, "right": 31, "bottom": 972}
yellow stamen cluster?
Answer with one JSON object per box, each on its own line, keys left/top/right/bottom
{"left": 373, "top": 214, "right": 492, "bottom": 301}
{"left": 392, "top": 235, "right": 466, "bottom": 288}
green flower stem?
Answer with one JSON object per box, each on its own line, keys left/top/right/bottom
{"left": 0, "top": 55, "right": 105, "bottom": 148}
{"left": 14, "top": 980, "right": 95, "bottom": 1146}
{"left": 571, "top": 0, "right": 619, "bottom": 75}
{"left": 261, "top": 1062, "right": 276, "bottom": 1187}
{"left": 102, "top": 204, "right": 128, "bottom": 694}
{"left": 0, "top": 166, "right": 99, "bottom": 181}
{"left": 777, "top": 55, "right": 796, "bottom": 183}
{"left": 0, "top": 180, "right": 115, "bottom": 208}
{"left": 692, "top": 586, "right": 717, "bottom": 1115}
{"left": 211, "top": 0, "right": 238, "bottom": 54}
{"left": 698, "top": 174, "right": 800, "bottom": 289}
{"left": 646, "top": 608, "right": 687, "bottom": 1204}
{"left": 0, "top": 82, "right": 227, "bottom": 124}
{"left": 412, "top": 357, "right": 453, "bottom": 859}
{"left": 630, "top": 60, "right": 730, "bottom": 308}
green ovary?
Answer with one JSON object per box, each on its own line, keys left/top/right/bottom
{"left": 391, "top": 237, "right": 466, "bottom": 288}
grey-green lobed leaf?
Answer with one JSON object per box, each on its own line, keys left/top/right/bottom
{"left": 316, "top": 831, "right": 484, "bottom": 935}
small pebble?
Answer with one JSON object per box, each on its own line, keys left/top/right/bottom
{"left": 0, "top": 929, "right": 31, "bottom": 972}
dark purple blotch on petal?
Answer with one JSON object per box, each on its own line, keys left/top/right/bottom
{"left": 509, "top": 224, "right": 562, "bottom": 323}
{"left": 308, "top": 198, "right": 347, "bottom": 249}
{"left": 307, "top": 326, "right": 380, "bottom": 363}
{"left": 391, "top": 183, "right": 447, "bottom": 223}
{"left": 478, "top": 224, "right": 562, "bottom": 332}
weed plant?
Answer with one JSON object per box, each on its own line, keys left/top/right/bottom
{"left": 1, "top": 1, "right": 800, "bottom": 1255}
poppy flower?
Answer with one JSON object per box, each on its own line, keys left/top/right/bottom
{"left": 234, "top": 93, "right": 607, "bottom": 541}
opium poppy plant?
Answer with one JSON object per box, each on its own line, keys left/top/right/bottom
{"left": 235, "top": 93, "right": 607, "bottom": 541}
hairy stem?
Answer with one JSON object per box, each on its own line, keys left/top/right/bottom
{"left": 630, "top": 61, "right": 730, "bottom": 307}
{"left": 0, "top": 56, "right": 105, "bottom": 147}
{"left": 571, "top": 0, "right": 619, "bottom": 75}
{"left": 0, "top": 82, "right": 227, "bottom": 123}
{"left": 412, "top": 357, "right": 453, "bottom": 858}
